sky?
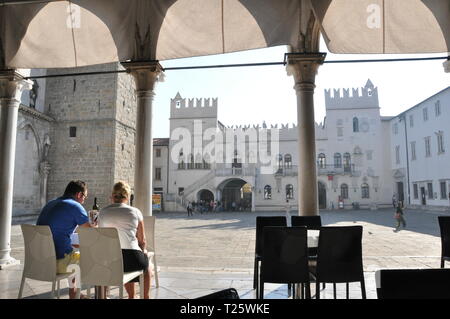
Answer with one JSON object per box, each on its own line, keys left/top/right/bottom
{"left": 152, "top": 37, "right": 449, "bottom": 138}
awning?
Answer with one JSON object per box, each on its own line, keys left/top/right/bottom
{"left": 0, "top": 0, "right": 448, "bottom": 69}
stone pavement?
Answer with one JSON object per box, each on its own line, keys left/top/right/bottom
{"left": 1, "top": 208, "right": 448, "bottom": 299}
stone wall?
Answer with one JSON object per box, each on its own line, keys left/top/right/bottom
{"left": 14, "top": 106, "right": 54, "bottom": 216}
{"left": 45, "top": 63, "right": 119, "bottom": 210}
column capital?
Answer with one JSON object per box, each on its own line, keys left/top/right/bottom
{"left": 121, "top": 60, "right": 164, "bottom": 92}
{"left": 285, "top": 53, "right": 326, "bottom": 88}
{"left": 0, "top": 69, "right": 33, "bottom": 102}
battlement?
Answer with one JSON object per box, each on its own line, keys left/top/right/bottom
{"left": 325, "top": 79, "right": 379, "bottom": 110}
{"left": 170, "top": 92, "right": 218, "bottom": 119}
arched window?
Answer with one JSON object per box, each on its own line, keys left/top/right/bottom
{"left": 264, "top": 185, "right": 272, "bottom": 200}
{"left": 353, "top": 117, "right": 359, "bottom": 132}
{"left": 188, "top": 154, "right": 194, "bottom": 169}
{"left": 178, "top": 149, "right": 185, "bottom": 169}
{"left": 334, "top": 153, "right": 342, "bottom": 168}
{"left": 284, "top": 154, "right": 292, "bottom": 169}
{"left": 277, "top": 154, "right": 283, "bottom": 168}
{"left": 318, "top": 153, "right": 326, "bottom": 168}
{"left": 361, "top": 183, "right": 370, "bottom": 198}
{"left": 341, "top": 184, "right": 349, "bottom": 199}
{"left": 343, "top": 152, "right": 351, "bottom": 172}
{"left": 286, "top": 184, "right": 294, "bottom": 199}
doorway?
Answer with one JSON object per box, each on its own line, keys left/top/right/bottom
{"left": 420, "top": 187, "right": 426, "bottom": 205}
{"left": 397, "top": 182, "right": 404, "bottom": 203}
{"left": 318, "top": 182, "right": 327, "bottom": 209}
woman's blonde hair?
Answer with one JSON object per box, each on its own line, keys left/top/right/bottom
{"left": 112, "top": 181, "right": 131, "bottom": 203}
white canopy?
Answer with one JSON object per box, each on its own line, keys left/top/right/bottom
{"left": 0, "top": 0, "right": 448, "bottom": 68}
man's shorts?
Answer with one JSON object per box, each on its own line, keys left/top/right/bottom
{"left": 57, "top": 251, "right": 80, "bottom": 274}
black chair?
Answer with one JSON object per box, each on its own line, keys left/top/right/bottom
{"left": 259, "top": 226, "right": 311, "bottom": 299}
{"left": 438, "top": 216, "right": 450, "bottom": 268}
{"left": 376, "top": 268, "right": 450, "bottom": 299}
{"left": 196, "top": 288, "right": 240, "bottom": 299}
{"left": 254, "top": 216, "right": 287, "bottom": 296}
{"left": 311, "top": 226, "right": 366, "bottom": 299}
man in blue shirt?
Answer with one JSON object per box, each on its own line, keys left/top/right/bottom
{"left": 37, "top": 180, "right": 92, "bottom": 298}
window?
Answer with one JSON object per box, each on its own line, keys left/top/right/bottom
{"left": 413, "top": 184, "right": 418, "bottom": 199}
{"left": 353, "top": 117, "right": 359, "bottom": 132}
{"left": 341, "top": 184, "right": 349, "bottom": 199}
{"left": 264, "top": 185, "right": 272, "bottom": 200}
{"left": 286, "top": 184, "right": 294, "bottom": 199}
{"left": 155, "top": 148, "right": 161, "bottom": 157}
{"left": 343, "top": 153, "right": 351, "bottom": 172}
{"left": 440, "top": 181, "right": 447, "bottom": 199}
{"left": 69, "top": 126, "right": 77, "bottom": 137}
{"left": 277, "top": 154, "right": 283, "bottom": 168}
{"left": 334, "top": 153, "right": 342, "bottom": 168}
{"left": 395, "top": 146, "right": 400, "bottom": 164}
{"left": 188, "top": 154, "right": 194, "bottom": 169}
{"left": 409, "top": 114, "right": 414, "bottom": 128}
{"left": 361, "top": 183, "right": 370, "bottom": 198}
{"left": 154, "top": 168, "right": 161, "bottom": 181}
{"left": 178, "top": 187, "right": 184, "bottom": 196}
{"left": 284, "top": 154, "right": 292, "bottom": 169}
{"left": 435, "top": 100, "right": 441, "bottom": 117}
{"left": 423, "top": 107, "right": 428, "bottom": 121}
{"left": 318, "top": 153, "right": 326, "bottom": 168}
{"left": 427, "top": 182, "right": 433, "bottom": 199}
{"left": 425, "top": 137, "right": 431, "bottom": 157}
{"left": 437, "top": 131, "right": 445, "bottom": 154}
{"left": 411, "top": 141, "right": 416, "bottom": 160}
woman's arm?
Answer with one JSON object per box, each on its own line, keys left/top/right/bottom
{"left": 136, "top": 220, "right": 147, "bottom": 253}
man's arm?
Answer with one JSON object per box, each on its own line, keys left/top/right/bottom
{"left": 136, "top": 220, "right": 147, "bottom": 253}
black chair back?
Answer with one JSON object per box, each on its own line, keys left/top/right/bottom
{"left": 377, "top": 268, "right": 450, "bottom": 299}
{"left": 316, "top": 226, "right": 364, "bottom": 283}
{"left": 261, "top": 226, "right": 310, "bottom": 284}
{"left": 255, "top": 216, "right": 287, "bottom": 257}
{"left": 197, "top": 288, "right": 240, "bottom": 299}
{"left": 291, "top": 216, "right": 322, "bottom": 230}
{"left": 438, "top": 216, "right": 450, "bottom": 267}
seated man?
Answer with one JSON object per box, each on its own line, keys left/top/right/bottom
{"left": 37, "top": 180, "right": 93, "bottom": 299}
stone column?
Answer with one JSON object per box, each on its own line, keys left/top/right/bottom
{"left": 286, "top": 53, "right": 326, "bottom": 216}
{"left": 121, "top": 61, "right": 163, "bottom": 216}
{"left": 39, "top": 161, "right": 51, "bottom": 208}
{"left": 0, "top": 70, "right": 32, "bottom": 268}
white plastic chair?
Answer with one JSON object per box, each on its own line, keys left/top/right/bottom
{"left": 77, "top": 227, "right": 144, "bottom": 299}
{"left": 143, "top": 216, "right": 159, "bottom": 287}
{"left": 18, "top": 224, "right": 77, "bottom": 299}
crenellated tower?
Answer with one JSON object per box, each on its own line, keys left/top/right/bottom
{"left": 325, "top": 79, "right": 379, "bottom": 110}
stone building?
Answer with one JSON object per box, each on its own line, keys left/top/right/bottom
{"left": 13, "top": 63, "right": 137, "bottom": 216}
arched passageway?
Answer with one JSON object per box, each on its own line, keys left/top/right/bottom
{"left": 218, "top": 178, "right": 252, "bottom": 212}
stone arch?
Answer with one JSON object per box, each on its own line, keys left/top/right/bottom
{"left": 13, "top": 122, "right": 42, "bottom": 215}
{"left": 17, "top": 121, "right": 42, "bottom": 160}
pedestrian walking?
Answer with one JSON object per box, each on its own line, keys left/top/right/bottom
{"left": 187, "top": 202, "right": 193, "bottom": 217}
{"left": 393, "top": 201, "right": 406, "bottom": 232}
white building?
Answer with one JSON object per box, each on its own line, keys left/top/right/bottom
{"left": 390, "top": 87, "right": 450, "bottom": 209}
{"left": 158, "top": 80, "right": 426, "bottom": 212}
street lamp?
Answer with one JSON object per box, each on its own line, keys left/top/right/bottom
{"left": 399, "top": 114, "right": 411, "bottom": 206}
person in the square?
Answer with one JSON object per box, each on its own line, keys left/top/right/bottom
{"left": 98, "top": 181, "right": 151, "bottom": 299}
{"left": 37, "top": 180, "right": 92, "bottom": 299}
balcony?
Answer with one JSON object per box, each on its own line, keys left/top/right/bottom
{"left": 215, "top": 163, "right": 257, "bottom": 176}
{"left": 317, "top": 164, "right": 356, "bottom": 176}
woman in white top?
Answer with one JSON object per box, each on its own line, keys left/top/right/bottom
{"left": 98, "top": 181, "right": 151, "bottom": 299}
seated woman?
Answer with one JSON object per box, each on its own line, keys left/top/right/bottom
{"left": 98, "top": 181, "right": 151, "bottom": 299}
